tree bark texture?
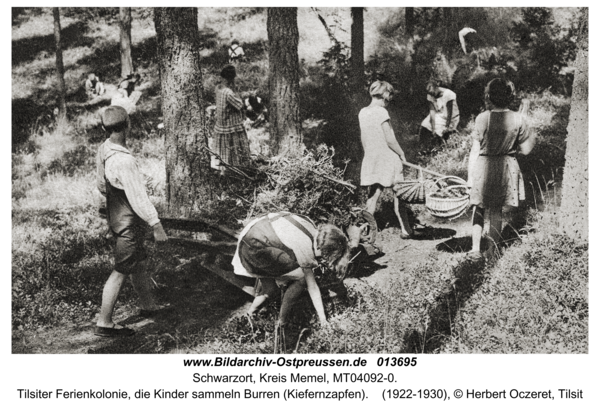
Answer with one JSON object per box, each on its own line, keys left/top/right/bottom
{"left": 267, "top": 7, "right": 302, "bottom": 156}
{"left": 119, "top": 7, "right": 134, "bottom": 78}
{"left": 560, "top": 7, "right": 588, "bottom": 241}
{"left": 53, "top": 7, "right": 67, "bottom": 119}
{"left": 442, "top": 7, "right": 459, "bottom": 59}
{"left": 154, "top": 7, "right": 214, "bottom": 218}
{"left": 350, "top": 7, "right": 365, "bottom": 96}
{"left": 405, "top": 7, "right": 415, "bottom": 38}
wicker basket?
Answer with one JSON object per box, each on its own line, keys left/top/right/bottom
{"left": 426, "top": 185, "right": 470, "bottom": 220}
{"left": 394, "top": 181, "right": 426, "bottom": 204}
{"left": 393, "top": 168, "right": 428, "bottom": 204}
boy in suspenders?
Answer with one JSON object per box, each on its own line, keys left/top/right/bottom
{"left": 95, "top": 106, "right": 168, "bottom": 337}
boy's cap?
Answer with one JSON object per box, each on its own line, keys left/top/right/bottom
{"left": 101, "top": 106, "right": 129, "bottom": 128}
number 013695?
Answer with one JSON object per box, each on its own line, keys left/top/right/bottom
{"left": 377, "top": 357, "right": 417, "bottom": 367}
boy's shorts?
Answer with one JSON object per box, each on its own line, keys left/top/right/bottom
{"left": 113, "top": 225, "right": 147, "bottom": 275}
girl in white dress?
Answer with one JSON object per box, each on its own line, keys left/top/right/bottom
{"left": 420, "top": 79, "right": 460, "bottom": 146}
{"left": 359, "top": 81, "right": 413, "bottom": 238}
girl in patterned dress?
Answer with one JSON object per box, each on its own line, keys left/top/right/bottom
{"left": 213, "top": 65, "right": 252, "bottom": 175}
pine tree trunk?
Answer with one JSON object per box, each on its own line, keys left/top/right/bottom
{"left": 405, "top": 8, "right": 415, "bottom": 38}
{"left": 154, "top": 7, "right": 215, "bottom": 217}
{"left": 350, "top": 7, "right": 364, "bottom": 96}
{"left": 406, "top": 7, "right": 417, "bottom": 98}
{"left": 267, "top": 7, "right": 302, "bottom": 156}
{"left": 443, "top": 7, "right": 459, "bottom": 59}
{"left": 119, "top": 7, "right": 134, "bottom": 78}
{"left": 560, "top": 8, "right": 588, "bottom": 241}
{"left": 53, "top": 7, "right": 67, "bottom": 119}
{"left": 347, "top": 6, "right": 367, "bottom": 183}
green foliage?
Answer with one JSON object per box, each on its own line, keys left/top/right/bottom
{"left": 299, "top": 42, "right": 363, "bottom": 162}
{"left": 45, "top": 145, "right": 95, "bottom": 177}
{"left": 318, "top": 42, "right": 351, "bottom": 90}
{"left": 62, "top": 7, "right": 119, "bottom": 24}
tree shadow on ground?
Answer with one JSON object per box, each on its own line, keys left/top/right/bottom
{"left": 410, "top": 226, "right": 456, "bottom": 241}
{"left": 403, "top": 210, "right": 530, "bottom": 353}
{"left": 12, "top": 21, "right": 93, "bottom": 66}
{"left": 87, "top": 242, "right": 253, "bottom": 354}
{"left": 401, "top": 256, "right": 488, "bottom": 353}
{"left": 12, "top": 98, "right": 55, "bottom": 148}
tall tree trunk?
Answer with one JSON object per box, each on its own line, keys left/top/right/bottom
{"left": 154, "top": 8, "right": 214, "bottom": 217}
{"left": 406, "top": 7, "right": 417, "bottom": 98}
{"left": 347, "top": 6, "right": 367, "bottom": 184}
{"left": 119, "top": 7, "right": 134, "bottom": 78}
{"left": 350, "top": 7, "right": 364, "bottom": 97}
{"left": 53, "top": 7, "right": 67, "bottom": 119}
{"left": 560, "top": 7, "right": 588, "bottom": 241}
{"left": 442, "top": 7, "right": 459, "bottom": 59}
{"left": 405, "top": 7, "right": 415, "bottom": 38}
{"left": 267, "top": 7, "right": 302, "bottom": 156}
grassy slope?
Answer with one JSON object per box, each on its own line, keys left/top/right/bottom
{"left": 12, "top": 8, "right": 587, "bottom": 353}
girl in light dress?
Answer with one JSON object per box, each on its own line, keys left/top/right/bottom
{"left": 359, "top": 81, "right": 413, "bottom": 238}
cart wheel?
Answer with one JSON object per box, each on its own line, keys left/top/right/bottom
{"left": 350, "top": 208, "right": 377, "bottom": 244}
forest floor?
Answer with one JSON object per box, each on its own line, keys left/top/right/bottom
{"left": 12, "top": 8, "right": 586, "bottom": 355}
{"left": 12, "top": 209, "right": 474, "bottom": 354}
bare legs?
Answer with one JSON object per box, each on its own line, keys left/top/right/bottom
{"left": 247, "top": 278, "right": 279, "bottom": 316}
{"left": 487, "top": 206, "right": 503, "bottom": 258}
{"left": 365, "top": 185, "right": 382, "bottom": 216}
{"left": 367, "top": 184, "right": 412, "bottom": 237}
{"left": 471, "top": 206, "right": 485, "bottom": 253}
{"left": 98, "top": 270, "right": 126, "bottom": 328}
{"left": 471, "top": 205, "right": 503, "bottom": 257}
{"left": 97, "top": 263, "right": 158, "bottom": 329}
{"left": 394, "top": 196, "right": 413, "bottom": 237}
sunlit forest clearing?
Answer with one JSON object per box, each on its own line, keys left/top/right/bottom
{"left": 12, "top": 7, "right": 587, "bottom": 354}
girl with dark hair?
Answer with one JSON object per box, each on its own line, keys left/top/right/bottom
{"left": 214, "top": 65, "right": 252, "bottom": 174}
{"left": 466, "top": 78, "right": 536, "bottom": 261}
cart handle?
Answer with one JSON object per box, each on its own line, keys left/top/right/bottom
{"left": 434, "top": 175, "right": 468, "bottom": 186}
{"left": 401, "top": 161, "right": 450, "bottom": 179}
